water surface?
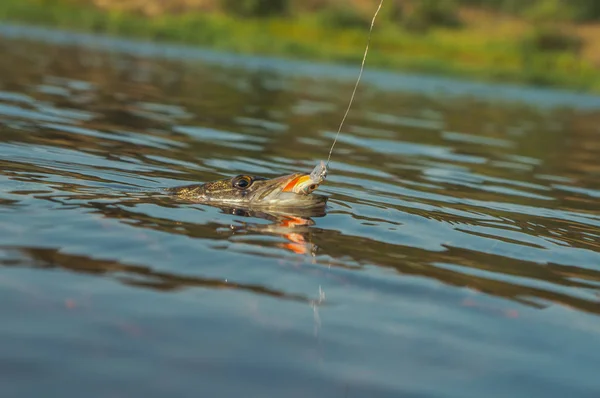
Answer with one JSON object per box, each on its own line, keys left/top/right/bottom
{"left": 1, "top": 25, "right": 600, "bottom": 398}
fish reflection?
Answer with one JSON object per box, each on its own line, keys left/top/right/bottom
{"left": 215, "top": 200, "right": 328, "bottom": 256}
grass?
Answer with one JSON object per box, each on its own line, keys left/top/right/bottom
{"left": 1, "top": 0, "right": 599, "bottom": 93}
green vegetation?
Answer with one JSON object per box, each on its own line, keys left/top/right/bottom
{"left": 220, "top": 0, "right": 290, "bottom": 18}
{"left": 0, "top": 0, "right": 599, "bottom": 92}
{"left": 401, "top": 0, "right": 463, "bottom": 32}
{"left": 461, "top": 0, "right": 600, "bottom": 22}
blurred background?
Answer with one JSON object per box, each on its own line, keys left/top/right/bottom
{"left": 1, "top": 0, "right": 599, "bottom": 92}
{"left": 2, "top": 2, "right": 600, "bottom": 398}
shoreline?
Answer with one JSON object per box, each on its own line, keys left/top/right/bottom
{"left": 3, "top": 22, "right": 600, "bottom": 111}
{"left": 0, "top": 1, "right": 599, "bottom": 93}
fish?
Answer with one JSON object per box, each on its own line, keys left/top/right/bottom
{"left": 168, "top": 162, "right": 328, "bottom": 210}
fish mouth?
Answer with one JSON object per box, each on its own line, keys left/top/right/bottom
{"left": 252, "top": 173, "right": 325, "bottom": 206}
{"left": 282, "top": 174, "right": 314, "bottom": 193}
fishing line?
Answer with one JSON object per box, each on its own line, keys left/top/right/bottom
{"left": 326, "top": 0, "right": 384, "bottom": 167}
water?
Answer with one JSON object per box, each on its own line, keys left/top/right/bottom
{"left": 1, "top": 25, "right": 600, "bottom": 398}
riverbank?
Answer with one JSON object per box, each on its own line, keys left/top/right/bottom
{"left": 1, "top": 0, "right": 599, "bottom": 93}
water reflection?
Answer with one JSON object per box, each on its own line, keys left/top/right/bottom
{"left": 2, "top": 246, "right": 313, "bottom": 302}
{"left": 216, "top": 204, "right": 326, "bottom": 257}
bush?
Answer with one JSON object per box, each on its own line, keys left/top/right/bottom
{"left": 316, "top": 5, "right": 370, "bottom": 29}
{"left": 455, "top": 0, "right": 600, "bottom": 22}
{"left": 523, "top": 26, "right": 583, "bottom": 53}
{"left": 523, "top": 0, "right": 575, "bottom": 23}
{"left": 219, "top": 0, "right": 289, "bottom": 18}
{"left": 379, "top": 0, "right": 404, "bottom": 24}
{"left": 569, "top": 0, "right": 600, "bottom": 21}
{"left": 289, "top": 0, "right": 329, "bottom": 13}
{"left": 402, "top": 0, "right": 462, "bottom": 32}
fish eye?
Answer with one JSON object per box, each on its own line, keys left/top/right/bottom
{"left": 303, "top": 184, "right": 318, "bottom": 194}
{"left": 232, "top": 175, "right": 253, "bottom": 190}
